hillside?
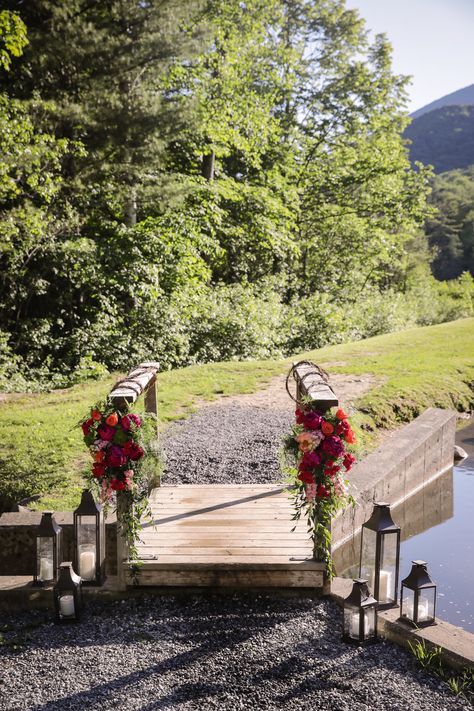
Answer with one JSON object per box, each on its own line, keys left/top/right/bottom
{"left": 405, "top": 105, "right": 474, "bottom": 173}
{"left": 411, "top": 83, "right": 474, "bottom": 119}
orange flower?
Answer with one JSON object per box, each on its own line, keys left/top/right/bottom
{"left": 94, "top": 450, "right": 105, "bottom": 463}
{"left": 321, "top": 421, "right": 334, "bottom": 435}
{"left": 91, "top": 409, "right": 102, "bottom": 421}
{"left": 345, "top": 429, "right": 356, "bottom": 444}
{"left": 336, "top": 408, "right": 348, "bottom": 420}
{"left": 105, "top": 412, "right": 119, "bottom": 427}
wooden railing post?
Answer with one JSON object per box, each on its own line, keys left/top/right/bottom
{"left": 108, "top": 361, "right": 160, "bottom": 590}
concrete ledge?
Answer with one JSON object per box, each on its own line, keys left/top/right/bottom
{"left": 331, "top": 577, "right": 474, "bottom": 671}
{"left": 332, "top": 408, "right": 457, "bottom": 550}
{"left": 0, "top": 512, "right": 118, "bottom": 576}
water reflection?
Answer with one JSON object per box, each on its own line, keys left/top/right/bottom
{"left": 335, "top": 452, "right": 474, "bottom": 632}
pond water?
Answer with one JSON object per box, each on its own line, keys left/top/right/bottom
{"left": 336, "top": 421, "right": 474, "bottom": 632}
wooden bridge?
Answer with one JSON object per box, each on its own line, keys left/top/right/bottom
{"left": 109, "top": 361, "right": 337, "bottom": 591}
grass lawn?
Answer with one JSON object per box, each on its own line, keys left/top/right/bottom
{"left": 1, "top": 318, "right": 473, "bottom": 512}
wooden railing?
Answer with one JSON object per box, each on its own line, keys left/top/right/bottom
{"left": 291, "top": 361, "right": 338, "bottom": 413}
{"left": 108, "top": 361, "right": 159, "bottom": 589}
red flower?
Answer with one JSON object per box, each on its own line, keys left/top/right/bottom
{"left": 302, "top": 411, "right": 323, "bottom": 430}
{"left": 343, "top": 453, "right": 356, "bottom": 471}
{"left": 92, "top": 463, "right": 106, "bottom": 478}
{"left": 345, "top": 429, "right": 356, "bottom": 444}
{"left": 301, "top": 451, "right": 322, "bottom": 469}
{"left": 336, "top": 408, "right": 348, "bottom": 420}
{"left": 91, "top": 409, "right": 102, "bottom": 421}
{"left": 336, "top": 420, "right": 350, "bottom": 436}
{"left": 106, "top": 445, "right": 127, "bottom": 468}
{"left": 295, "top": 409, "right": 305, "bottom": 424}
{"left": 106, "top": 412, "right": 119, "bottom": 427}
{"left": 82, "top": 418, "right": 94, "bottom": 436}
{"left": 110, "top": 478, "right": 126, "bottom": 491}
{"left": 298, "top": 471, "right": 314, "bottom": 484}
{"left": 123, "top": 440, "right": 145, "bottom": 461}
{"left": 321, "top": 421, "right": 334, "bottom": 436}
{"left": 317, "top": 484, "right": 330, "bottom": 498}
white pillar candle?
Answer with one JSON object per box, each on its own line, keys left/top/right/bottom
{"left": 378, "top": 570, "right": 392, "bottom": 602}
{"left": 79, "top": 551, "right": 96, "bottom": 581}
{"left": 40, "top": 558, "right": 54, "bottom": 581}
{"left": 416, "top": 596, "right": 430, "bottom": 621}
{"left": 350, "top": 612, "right": 369, "bottom": 638}
{"left": 59, "top": 594, "right": 75, "bottom": 617}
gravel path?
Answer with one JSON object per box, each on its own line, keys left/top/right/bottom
{"left": 0, "top": 595, "right": 469, "bottom": 711}
{"left": 162, "top": 404, "right": 292, "bottom": 485}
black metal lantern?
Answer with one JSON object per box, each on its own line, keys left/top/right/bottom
{"left": 343, "top": 578, "right": 378, "bottom": 645}
{"left": 400, "top": 560, "right": 437, "bottom": 627}
{"left": 54, "top": 562, "right": 83, "bottom": 623}
{"left": 73, "top": 489, "right": 105, "bottom": 586}
{"left": 34, "top": 512, "right": 61, "bottom": 586}
{"left": 359, "top": 502, "right": 400, "bottom": 608}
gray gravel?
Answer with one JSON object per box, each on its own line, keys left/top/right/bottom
{"left": 162, "top": 405, "right": 292, "bottom": 485}
{"left": 0, "top": 595, "right": 469, "bottom": 711}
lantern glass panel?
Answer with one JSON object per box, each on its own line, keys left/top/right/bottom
{"left": 401, "top": 587, "right": 416, "bottom": 622}
{"left": 360, "top": 527, "right": 377, "bottom": 587}
{"left": 379, "top": 532, "right": 398, "bottom": 605}
{"left": 77, "top": 515, "right": 97, "bottom": 581}
{"left": 343, "top": 606, "right": 376, "bottom": 642}
{"left": 37, "top": 537, "right": 54, "bottom": 582}
{"left": 418, "top": 588, "right": 436, "bottom": 624}
{"left": 344, "top": 604, "right": 359, "bottom": 641}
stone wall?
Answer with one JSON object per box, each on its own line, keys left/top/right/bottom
{"left": 0, "top": 511, "right": 117, "bottom": 576}
{"left": 331, "top": 407, "right": 457, "bottom": 552}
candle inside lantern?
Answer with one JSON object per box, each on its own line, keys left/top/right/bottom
{"left": 404, "top": 595, "right": 430, "bottom": 621}
{"left": 79, "top": 550, "right": 96, "bottom": 581}
{"left": 40, "top": 558, "right": 54, "bottom": 581}
{"left": 378, "top": 570, "right": 392, "bottom": 602}
{"left": 59, "top": 594, "right": 75, "bottom": 617}
{"left": 350, "top": 611, "right": 369, "bottom": 638}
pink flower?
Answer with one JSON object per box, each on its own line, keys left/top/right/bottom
{"left": 94, "top": 439, "right": 110, "bottom": 451}
{"left": 121, "top": 414, "right": 142, "bottom": 431}
{"left": 305, "top": 483, "right": 317, "bottom": 502}
{"left": 97, "top": 424, "right": 115, "bottom": 441}
{"left": 295, "top": 431, "right": 322, "bottom": 452}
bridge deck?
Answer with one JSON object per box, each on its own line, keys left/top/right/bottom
{"left": 127, "top": 485, "right": 325, "bottom": 589}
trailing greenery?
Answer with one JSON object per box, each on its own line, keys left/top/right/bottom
{"left": 1, "top": 318, "right": 473, "bottom": 513}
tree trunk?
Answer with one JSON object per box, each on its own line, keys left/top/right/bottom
{"left": 201, "top": 151, "right": 215, "bottom": 181}
{"left": 124, "top": 189, "right": 137, "bottom": 227}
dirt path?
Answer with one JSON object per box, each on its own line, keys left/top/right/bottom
{"left": 201, "top": 372, "right": 380, "bottom": 412}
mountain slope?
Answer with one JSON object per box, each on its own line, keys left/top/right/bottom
{"left": 411, "top": 84, "right": 474, "bottom": 119}
{"left": 405, "top": 105, "right": 474, "bottom": 173}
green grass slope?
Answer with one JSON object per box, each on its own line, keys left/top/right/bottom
{"left": 0, "top": 318, "right": 473, "bottom": 512}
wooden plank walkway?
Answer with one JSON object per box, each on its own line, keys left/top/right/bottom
{"left": 127, "top": 485, "right": 325, "bottom": 589}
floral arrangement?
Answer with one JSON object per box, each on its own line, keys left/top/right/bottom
{"left": 80, "top": 401, "right": 155, "bottom": 563}
{"left": 282, "top": 402, "right": 356, "bottom": 576}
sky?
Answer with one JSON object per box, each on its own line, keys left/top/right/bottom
{"left": 345, "top": 0, "right": 474, "bottom": 113}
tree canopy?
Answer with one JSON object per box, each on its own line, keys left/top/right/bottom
{"left": 2, "top": 1, "right": 459, "bottom": 384}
